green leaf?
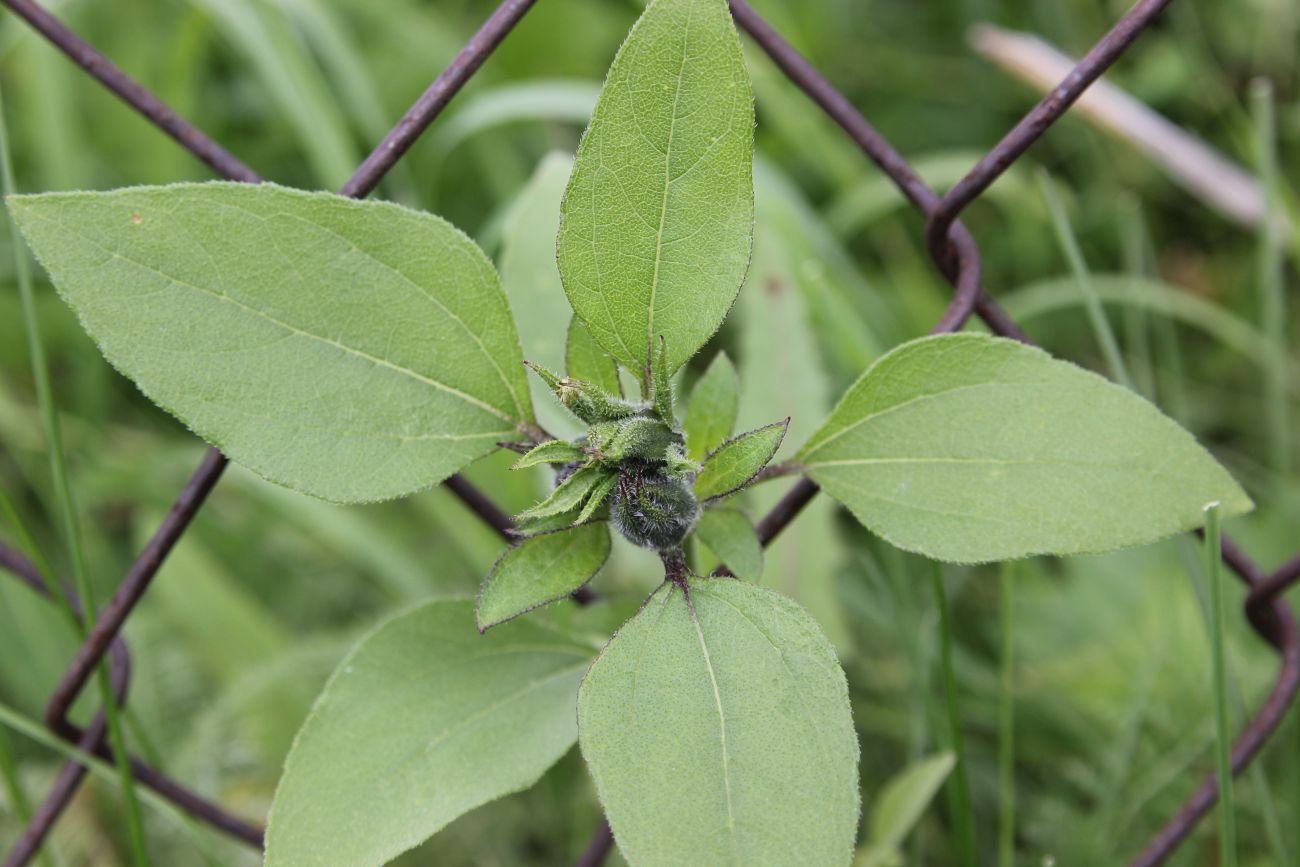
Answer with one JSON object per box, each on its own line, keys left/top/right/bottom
{"left": 694, "top": 420, "right": 788, "bottom": 502}
{"left": 265, "top": 599, "right": 594, "bottom": 867}
{"left": 685, "top": 350, "right": 739, "bottom": 461}
{"left": 694, "top": 507, "right": 762, "bottom": 580}
{"left": 477, "top": 524, "right": 611, "bottom": 630}
{"left": 800, "top": 334, "right": 1253, "bottom": 563}
{"left": 556, "top": 0, "right": 755, "bottom": 375}
{"left": 513, "top": 438, "right": 587, "bottom": 469}
{"left": 7, "top": 182, "right": 533, "bottom": 504}
{"left": 735, "top": 216, "right": 850, "bottom": 653}
{"left": 501, "top": 153, "right": 581, "bottom": 439}
{"left": 855, "top": 752, "right": 955, "bottom": 867}
{"left": 578, "top": 579, "right": 859, "bottom": 867}
{"left": 566, "top": 316, "right": 623, "bottom": 397}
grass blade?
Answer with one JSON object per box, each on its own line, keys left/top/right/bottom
{"left": 998, "top": 560, "right": 1016, "bottom": 867}
{"left": 1204, "top": 503, "right": 1237, "bottom": 867}
{"left": 0, "top": 83, "right": 151, "bottom": 867}
{"left": 1038, "top": 169, "right": 1132, "bottom": 390}
{"left": 930, "top": 562, "right": 977, "bottom": 867}
{"left": 1250, "top": 78, "right": 1291, "bottom": 480}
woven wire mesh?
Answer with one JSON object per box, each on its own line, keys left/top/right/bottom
{"left": 0, "top": 1, "right": 1295, "bottom": 865}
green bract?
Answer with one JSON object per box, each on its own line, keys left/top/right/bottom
{"left": 477, "top": 524, "right": 612, "bottom": 631}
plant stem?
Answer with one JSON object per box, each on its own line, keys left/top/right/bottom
{"left": 930, "top": 561, "right": 977, "bottom": 867}
{"left": 1250, "top": 78, "right": 1291, "bottom": 480}
{"left": 1205, "top": 504, "right": 1237, "bottom": 867}
{"left": 998, "top": 561, "right": 1016, "bottom": 867}
{"left": 0, "top": 84, "right": 151, "bottom": 867}
{"left": 1038, "top": 169, "right": 1132, "bottom": 390}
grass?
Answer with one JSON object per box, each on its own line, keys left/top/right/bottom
{"left": 997, "top": 561, "right": 1015, "bottom": 867}
{"left": 930, "top": 563, "right": 977, "bottom": 867}
{"left": 1203, "top": 504, "right": 1237, "bottom": 867}
{"left": 0, "top": 83, "right": 150, "bottom": 867}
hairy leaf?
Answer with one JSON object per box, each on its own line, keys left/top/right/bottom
{"left": 556, "top": 0, "right": 754, "bottom": 374}
{"left": 7, "top": 182, "right": 532, "bottom": 503}
{"left": 517, "top": 465, "right": 610, "bottom": 522}
{"left": 566, "top": 317, "right": 623, "bottom": 397}
{"left": 694, "top": 420, "right": 787, "bottom": 502}
{"left": 694, "top": 507, "right": 762, "bottom": 580}
{"left": 477, "top": 524, "right": 611, "bottom": 630}
{"left": 801, "top": 334, "right": 1252, "bottom": 562}
{"left": 685, "top": 350, "right": 739, "bottom": 461}
{"left": 513, "top": 438, "right": 588, "bottom": 469}
{"left": 265, "top": 599, "right": 593, "bottom": 867}
{"left": 578, "top": 579, "right": 859, "bottom": 867}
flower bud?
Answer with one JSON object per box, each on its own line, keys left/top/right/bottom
{"left": 610, "top": 466, "right": 700, "bottom": 550}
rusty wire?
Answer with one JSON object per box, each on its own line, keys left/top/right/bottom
{"left": 0, "top": 0, "right": 1295, "bottom": 864}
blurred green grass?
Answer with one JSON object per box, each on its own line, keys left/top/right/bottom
{"left": 0, "top": 0, "right": 1297, "bottom": 864}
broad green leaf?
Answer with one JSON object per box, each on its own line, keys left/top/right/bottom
{"left": 501, "top": 152, "right": 581, "bottom": 439}
{"left": 477, "top": 524, "right": 611, "bottom": 630}
{"left": 556, "top": 0, "right": 755, "bottom": 374}
{"left": 578, "top": 579, "right": 859, "bottom": 867}
{"left": 685, "top": 350, "right": 739, "bottom": 461}
{"left": 801, "top": 334, "right": 1252, "bottom": 563}
{"left": 694, "top": 420, "right": 787, "bottom": 502}
{"left": 694, "top": 507, "right": 762, "bottom": 580}
{"left": 7, "top": 182, "right": 533, "bottom": 503}
{"left": 567, "top": 316, "right": 622, "bottom": 396}
{"left": 265, "top": 599, "right": 594, "bottom": 867}
{"left": 735, "top": 203, "right": 850, "bottom": 652}
{"left": 855, "top": 752, "right": 955, "bottom": 867}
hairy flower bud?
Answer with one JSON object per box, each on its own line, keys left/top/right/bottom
{"left": 610, "top": 466, "right": 700, "bottom": 550}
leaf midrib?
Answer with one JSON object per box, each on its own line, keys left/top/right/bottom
{"left": 644, "top": 0, "right": 694, "bottom": 371}
{"left": 371, "top": 655, "right": 590, "bottom": 796}
{"left": 685, "top": 589, "right": 740, "bottom": 866}
{"left": 802, "top": 380, "right": 1046, "bottom": 461}
{"left": 238, "top": 201, "right": 530, "bottom": 424}
{"left": 36, "top": 210, "right": 519, "bottom": 427}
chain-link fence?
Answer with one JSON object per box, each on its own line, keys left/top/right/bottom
{"left": 0, "top": 0, "right": 1295, "bottom": 864}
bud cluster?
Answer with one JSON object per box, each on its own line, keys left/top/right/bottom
{"left": 514, "top": 340, "right": 700, "bottom": 551}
